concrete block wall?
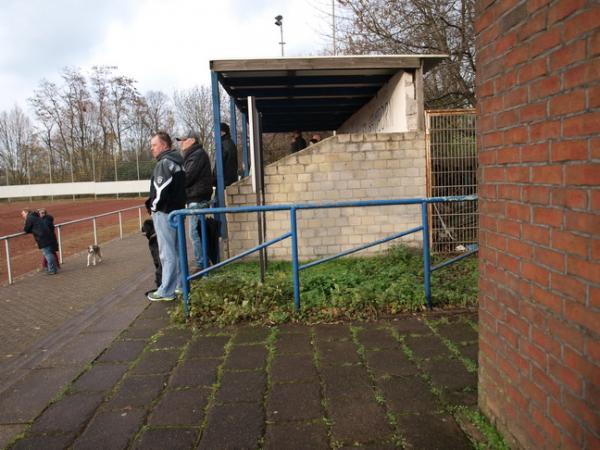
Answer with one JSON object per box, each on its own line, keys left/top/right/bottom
{"left": 476, "top": 1, "right": 599, "bottom": 449}
{"left": 225, "top": 132, "right": 427, "bottom": 260}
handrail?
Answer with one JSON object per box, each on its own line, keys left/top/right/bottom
{"left": 0, "top": 205, "right": 145, "bottom": 285}
{"left": 169, "top": 195, "right": 478, "bottom": 316}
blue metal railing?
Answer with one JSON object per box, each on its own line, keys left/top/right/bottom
{"left": 168, "top": 195, "right": 478, "bottom": 316}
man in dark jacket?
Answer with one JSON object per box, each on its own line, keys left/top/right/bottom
{"left": 176, "top": 131, "right": 213, "bottom": 269}
{"left": 21, "top": 209, "right": 58, "bottom": 275}
{"left": 38, "top": 208, "right": 60, "bottom": 269}
{"left": 219, "top": 122, "right": 238, "bottom": 187}
{"left": 145, "top": 131, "right": 186, "bottom": 302}
{"left": 290, "top": 130, "right": 307, "bottom": 153}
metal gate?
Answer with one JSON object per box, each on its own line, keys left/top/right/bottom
{"left": 426, "top": 109, "right": 478, "bottom": 253}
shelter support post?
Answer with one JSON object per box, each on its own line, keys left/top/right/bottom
{"left": 211, "top": 71, "right": 227, "bottom": 244}
{"left": 241, "top": 112, "right": 249, "bottom": 177}
{"left": 229, "top": 96, "right": 237, "bottom": 145}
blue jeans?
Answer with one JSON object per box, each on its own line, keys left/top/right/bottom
{"left": 41, "top": 246, "right": 58, "bottom": 273}
{"left": 187, "top": 202, "right": 208, "bottom": 268}
{"left": 152, "top": 211, "right": 180, "bottom": 297}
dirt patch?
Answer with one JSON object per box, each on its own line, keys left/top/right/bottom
{"left": 0, "top": 197, "right": 147, "bottom": 283}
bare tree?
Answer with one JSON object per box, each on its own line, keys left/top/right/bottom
{"left": 335, "top": 0, "right": 475, "bottom": 108}
{"left": 145, "top": 90, "right": 175, "bottom": 134}
{"left": 173, "top": 86, "right": 215, "bottom": 158}
{"left": 0, "top": 106, "right": 36, "bottom": 184}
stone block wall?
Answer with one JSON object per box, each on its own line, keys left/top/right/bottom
{"left": 476, "top": 1, "right": 599, "bottom": 448}
{"left": 225, "top": 132, "right": 427, "bottom": 260}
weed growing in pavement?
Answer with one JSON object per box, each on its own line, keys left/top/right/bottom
{"left": 452, "top": 406, "right": 510, "bottom": 450}
{"left": 172, "top": 245, "right": 478, "bottom": 326}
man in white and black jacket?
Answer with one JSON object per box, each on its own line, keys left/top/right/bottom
{"left": 145, "top": 131, "right": 186, "bottom": 302}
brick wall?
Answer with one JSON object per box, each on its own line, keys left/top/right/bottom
{"left": 476, "top": 1, "right": 599, "bottom": 449}
{"left": 225, "top": 132, "right": 426, "bottom": 259}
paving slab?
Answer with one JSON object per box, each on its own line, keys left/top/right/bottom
{"left": 0, "top": 425, "right": 26, "bottom": 450}
{"left": 198, "top": 402, "right": 264, "bottom": 449}
{"left": 275, "top": 332, "right": 313, "bottom": 354}
{"left": 131, "top": 348, "right": 181, "bottom": 375}
{"left": 216, "top": 370, "right": 266, "bottom": 404}
{"left": 169, "top": 357, "right": 222, "bottom": 388}
{"left": 223, "top": 344, "right": 268, "bottom": 371}
{"left": 70, "top": 362, "right": 129, "bottom": 393}
{"left": 313, "top": 324, "right": 352, "bottom": 341}
{"left": 270, "top": 354, "right": 319, "bottom": 383}
{"left": 327, "top": 397, "right": 394, "bottom": 444}
{"left": 104, "top": 373, "right": 167, "bottom": 410}
{"left": 397, "top": 413, "right": 473, "bottom": 450}
{"left": 97, "top": 340, "right": 146, "bottom": 363}
{"left": 389, "top": 317, "right": 431, "bottom": 335}
{"left": 131, "top": 428, "right": 198, "bottom": 450}
{"left": 364, "top": 349, "right": 419, "bottom": 377}
{"left": 186, "top": 335, "right": 230, "bottom": 359}
{"left": 267, "top": 382, "right": 323, "bottom": 421}
{"left": 29, "top": 392, "right": 104, "bottom": 433}
{"left": 72, "top": 409, "right": 145, "bottom": 450}
{"left": 148, "top": 327, "right": 193, "bottom": 349}
{"left": 422, "top": 358, "right": 478, "bottom": 392}
{"left": 404, "top": 334, "right": 451, "bottom": 360}
{"left": 321, "top": 365, "right": 374, "bottom": 401}
{"left": 264, "top": 422, "right": 329, "bottom": 450}
{"left": 436, "top": 322, "right": 478, "bottom": 343}
{"left": 233, "top": 325, "right": 271, "bottom": 344}
{"left": 316, "top": 340, "right": 361, "bottom": 366}
{"left": 355, "top": 327, "right": 399, "bottom": 349}
{"left": 147, "top": 386, "right": 210, "bottom": 426}
{"left": 11, "top": 433, "right": 76, "bottom": 450}
{"left": 378, "top": 376, "right": 440, "bottom": 414}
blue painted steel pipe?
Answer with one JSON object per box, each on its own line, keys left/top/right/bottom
{"left": 210, "top": 71, "right": 226, "bottom": 241}
{"left": 229, "top": 96, "right": 237, "bottom": 145}
{"left": 168, "top": 195, "right": 479, "bottom": 316}
{"left": 176, "top": 214, "right": 191, "bottom": 315}
{"left": 421, "top": 203, "right": 432, "bottom": 309}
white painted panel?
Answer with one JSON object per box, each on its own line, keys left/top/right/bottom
{"left": 0, "top": 180, "right": 150, "bottom": 199}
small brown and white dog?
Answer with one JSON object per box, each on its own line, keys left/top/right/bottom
{"left": 87, "top": 245, "right": 102, "bottom": 267}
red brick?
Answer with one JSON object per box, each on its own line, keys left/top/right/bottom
{"left": 496, "top": 32, "right": 518, "bottom": 55}
{"left": 521, "top": 142, "right": 549, "bottom": 162}
{"left": 498, "top": 322, "right": 520, "bottom": 350}
{"left": 527, "top": 0, "right": 550, "bottom": 14}
{"left": 590, "top": 85, "right": 600, "bottom": 109}
{"left": 550, "top": 40, "right": 587, "bottom": 71}
{"left": 497, "top": 352, "right": 521, "bottom": 381}
{"left": 546, "top": 316, "right": 584, "bottom": 350}
{"left": 523, "top": 185, "right": 551, "bottom": 204}
{"left": 505, "top": 87, "right": 529, "bottom": 109}
{"left": 563, "top": 346, "right": 599, "bottom": 384}
{"left": 567, "top": 255, "right": 600, "bottom": 283}
{"left": 566, "top": 210, "right": 600, "bottom": 234}
{"left": 484, "top": 167, "right": 505, "bottom": 182}
{"left": 497, "top": 110, "right": 519, "bottom": 129}
{"left": 506, "top": 310, "right": 529, "bottom": 335}
{"left": 497, "top": 218, "right": 521, "bottom": 238}
{"left": 520, "top": 301, "right": 548, "bottom": 329}
{"left": 531, "top": 363, "right": 561, "bottom": 399}
{"left": 523, "top": 224, "right": 550, "bottom": 245}
{"left": 551, "top": 140, "right": 588, "bottom": 162}
{"left": 564, "top": 302, "right": 600, "bottom": 333}
{"left": 498, "top": 184, "right": 521, "bottom": 200}
{"left": 592, "top": 239, "right": 600, "bottom": 260}
{"left": 517, "top": 9, "right": 547, "bottom": 41}
{"left": 592, "top": 137, "right": 600, "bottom": 159}
{"left": 564, "top": 59, "right": 600, "bottom": 89}
{"left": 592, "top": 29, "right": 600, "bottom": 56}
{"left": 506, "top": 203, "right": 530, "bottom": 221}
{"left": 532, "top": 285, "right": 563, "bottom": 314}
{"left": 520, "top": 102, "right": 546, "bottom": 123}
{"left": 488, "top": 232, "right": 508, "bottom": 251}
{"left": 549, "top": 90, "right": 586, "bottom": 116}
{"left": 548, "top": 0, "right": 586, "bottom": 25}
{"left": 531, "top": 75, "right": 562, "bottom": 99}
{"left": 497, "top": 146, "right": 520, "bottom": 163}
{"left": 563, "top": 391, "right": 600, "bottom": 441}
{"left": 505, "top": 45, "right": 530, "bottom": 67}
{"left": 535, "top": 247, "right": 565, "bottom": 272}
{"left": 564, "top": 8, "right": 600, "bottom": 41}
{"left": 495, "top": 71, "right": 518, "bottom": 94}
{"left": 587, "top": 334, "right": 600, "bottom": 360}
{"left": 518, "top": 58, "right": 547, "bottom": 83}
{"left": 532, "top": 165, "right": 562, "bottom": 185}
{"left": 552, "top": 230, "right": 589, "bottom": 257}
{"left": 530, "top": 28, "right": 561, "bottom": 57}
{"left": 506, "top": 166, "right": 530, "bottom": 182}
{"left": 523, "top": 261, "right": 550, "bottom": 286}
{"left": 552, "top": 273, "right": 588, "bottom": 301}
{"left": 530, "top": 120, "right": 561, "bottom": 141}
{"left": 483, "top": 130, "right": 504, "bottom": 147}
{"left": 564, "top": 112, "right": 600, "bottom": 137}
{"left": 479, "top": 149, "right": 497, "bottom": 166}
{"left": 479, "top": 79, "right": 495, "bottom": 98}
{"left": 551, "top": 188, "right": 588, "bottom": 210}
{"left": 565, "top": 164, "right": 600, "bottom": 186}
{"left": 534, "top": 207, "right": 563, "bottom": 227}
{"left": 507, "top": 238, "right": 534, "bottom": 259}
{"left": 549, "top": 357, "right": 583, "bottom": 395}
{"left": 531, "top": 404, "right": 562, "bottom": 443}
{"left": 549, "top": 398, "right": 585, "bottom": 444}
{"left": 519, "top": 337, "right": 547, "bottom": 368}
{"left": 593, "top": 190, "right": 600, "bottom": 210}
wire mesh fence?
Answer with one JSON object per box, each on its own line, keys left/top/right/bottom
{"left": 426, "top": 109, "right": 478, "bottom": 254}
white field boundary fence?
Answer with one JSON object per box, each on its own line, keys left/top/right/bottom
{"left": 0, "top": 205, "right": 145, "bottom": 285}
{"left": 0, "top": 180, "right": 149, "bottom": 200}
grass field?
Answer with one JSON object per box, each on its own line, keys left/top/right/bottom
{"left": 0, "top": 197, "right": 146, "bottom": 284}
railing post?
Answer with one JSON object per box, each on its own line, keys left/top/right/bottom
{"left": 200, "top": 214, "right": 208, "bottom": 272}
{"left": 290, "top": 207, "right": 301, "bottom": 311}
{"left": 92, "top": 218, "right": 98, "bottom": 245}
{"left": 5, "top": 240, "right": 13, "bottom": 285}
{"left": 421, "top": 202, "right": 432, "bottom": 309}
{"left": 176, "top": 214, "right": 191, "bottom": 316}
{"left": 118, "top": 212, "right": 123, "bottom": 239}
{"left": 57, "top": 226, "right": 63, "bottom": 264}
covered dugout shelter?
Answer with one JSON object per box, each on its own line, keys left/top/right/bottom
{"left": 209, "top": 55, "right": 447, "bottom": 259}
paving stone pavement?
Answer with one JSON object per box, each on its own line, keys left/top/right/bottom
{"left": 3, "top": 299, "right": 480, "bottom": 449}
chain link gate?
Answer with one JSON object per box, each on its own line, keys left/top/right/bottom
{"left": 425, "top": 109, "right": 478, "bottom": 253}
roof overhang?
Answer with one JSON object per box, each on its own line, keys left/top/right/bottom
{"left": 210, "top": 55, "right": 447, "bottom": 133}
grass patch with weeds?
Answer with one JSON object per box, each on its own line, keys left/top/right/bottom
{"left": 173, "top": 245, "right": 478, "bottom": 327}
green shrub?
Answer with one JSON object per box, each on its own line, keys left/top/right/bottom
{"left": 172, "top": 245, "right": 478, "bottom": 326}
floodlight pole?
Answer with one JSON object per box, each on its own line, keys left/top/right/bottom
{"left": 275, "top": 15, "right": 285, "bottom": 57}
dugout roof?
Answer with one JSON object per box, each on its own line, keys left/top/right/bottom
{"left": 210, "top": 55, "right": 447, "bottom": 133}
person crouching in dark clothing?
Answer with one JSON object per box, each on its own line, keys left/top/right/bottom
{"left": 142, "top": 218, "right": 162, "bottom": 289}
{"left": 21, "top": 209, "right": 58, "bottom": 275}
{"left": 38, "top": 208, "right": 60, "bottom": 269}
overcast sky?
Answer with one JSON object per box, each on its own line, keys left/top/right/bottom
{"left": 0, "top": 0, "right": 335, "bottom": 113}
